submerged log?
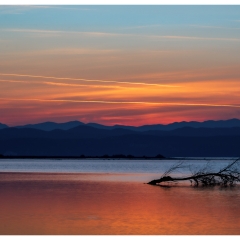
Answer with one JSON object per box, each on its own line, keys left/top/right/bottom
{"left": 148, "top": 158, "right": 240, "bottom": 187}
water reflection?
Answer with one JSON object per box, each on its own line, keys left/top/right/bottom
{"left": 0, "top": 173, "right": 240, "bottom": 234}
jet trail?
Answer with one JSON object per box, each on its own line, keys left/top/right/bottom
{"left": 0, "top": 73, "right": 180, "bottom": 88}
{"left": 1, "top": 97, "right": 240, "bottom": 108}
{"left": 0, "top": 79, "right": 125, "bottom": 89}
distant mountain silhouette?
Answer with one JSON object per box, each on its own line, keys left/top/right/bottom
{"left": 3, "top": 125, "right": 240, "bottom": 141}
{"left": 0, "top": 123, "right": 8, "bottom": 129}
{"left": 134, "top": 118, "right": 240, "bottom": 131}
{"left": 0, "top": 125, "right": 137, "bottom": 140}
{"left": 10, "top": 118, "right": 240, "bottom": 131}
{"left": 16, "top": 121, "right": 84, "bottom": 131}
{"left": 1, "top": 124, "right": 240, "bottom": 157}
{"left": 145, "top": 127, "right": 240, "bottom": 137}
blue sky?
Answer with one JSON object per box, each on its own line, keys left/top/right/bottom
{"left": 1, "top": 5, "right": 240, "bottom": 31}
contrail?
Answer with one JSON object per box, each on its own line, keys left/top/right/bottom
{"left": 1, "top": 97, "right": 240, "bottom": 108}
{"left": 0, "top": 73, "right": 180, "bottom": 88}
{"left": 0, "top": 79, "right": 125, "bottom": 89}
{"left": 0, "top": 79, "right": 28, "bottom": 83}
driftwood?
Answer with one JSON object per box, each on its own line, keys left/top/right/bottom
{"left": 148, "top": 158, "right": 240, "bottom": 187}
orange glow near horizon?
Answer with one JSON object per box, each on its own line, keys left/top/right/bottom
{"left": 1, "top": 67, "right": 240, "bottom": 126}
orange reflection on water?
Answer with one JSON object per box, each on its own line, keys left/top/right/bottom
{"left": 0, "top": 173, "right": 240, "bottom": 235}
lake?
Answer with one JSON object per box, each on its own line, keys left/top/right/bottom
{"left": 0, "top": 159, "right": 240, "bottom": 234}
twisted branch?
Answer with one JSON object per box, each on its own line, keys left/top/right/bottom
{"left": 148, "top": 158, "right": 240, "bottom": 187}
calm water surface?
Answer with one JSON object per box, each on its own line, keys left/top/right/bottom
{"left": 0, "top": 159, "right": 240, "bottom": 234}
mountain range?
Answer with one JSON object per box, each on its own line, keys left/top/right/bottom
{"left": 1, "top": 119, "right": 240, "bottom": 157}
{"left": 2, "top": 118, "right": 240, "bottom": 131}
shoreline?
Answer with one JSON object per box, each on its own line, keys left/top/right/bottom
{"left": 0, "top": 156, "right": 238, "bottom": 160}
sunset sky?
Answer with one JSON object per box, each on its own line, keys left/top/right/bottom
{"left": 0, "top": 5, "right": 240, "bottom": 126}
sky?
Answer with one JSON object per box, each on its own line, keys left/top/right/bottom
{"left": 0, "top": 5, "right": 240, "bottom": 126}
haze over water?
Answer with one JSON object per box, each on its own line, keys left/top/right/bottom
{"left": 0, "top": 159, "right": 240, "bottom": 235}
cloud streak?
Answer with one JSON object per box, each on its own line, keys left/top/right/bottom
{"left": 1, "top": 28, "right": 124, "bottom": 37}
{"left": 1, "top": 97, "right": 240, "bottom": 109}
{"left": 0, "top": 79, "right": 125, "bottom": 89}
{"left": 150, "top": 35, "right": 240, "bottom": 42}
{"left": 0, "top": 5, "right": 94, "bottom": 15}
{"left": 27, "top": 48, "right": 121, "bottom": 56}
{"left": 2, "top": 28, "right": 240, "bottom": 42}
{"left": 0, "top": 73, "right": 180, "bottom": 88}
{"left": 189, "top": 24, "right": 240, "bottom": 30}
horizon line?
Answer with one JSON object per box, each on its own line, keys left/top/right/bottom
{"left": 1, "top": 117, "right": 240, "bottom": 128}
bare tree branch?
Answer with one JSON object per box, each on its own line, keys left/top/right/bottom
{"left": 148, "top": 158, "right": 240, "bottom": 187}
